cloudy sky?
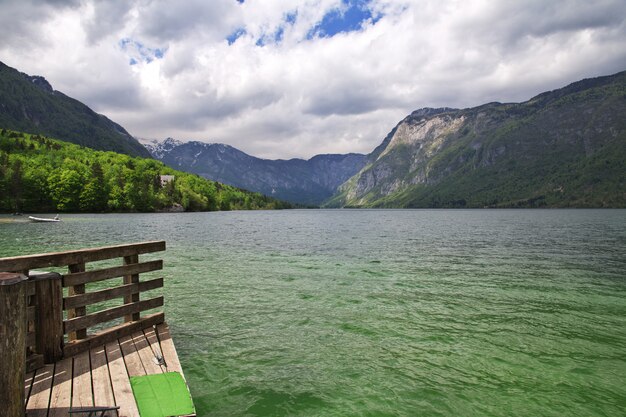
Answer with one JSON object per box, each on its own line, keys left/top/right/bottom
{"left": 1, "top": 0, "right": 625, "bottom": 159}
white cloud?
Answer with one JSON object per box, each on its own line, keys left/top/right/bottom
{"left": 0, "top": 0, "right": 625, "bottom": 159}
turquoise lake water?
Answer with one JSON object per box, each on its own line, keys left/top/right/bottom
{"left": 1, "top": 209, "right": 625, "bottom": 416}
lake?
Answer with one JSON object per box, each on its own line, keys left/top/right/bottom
{"left": 1, "top": 209, "right": 625, "bottom": 416}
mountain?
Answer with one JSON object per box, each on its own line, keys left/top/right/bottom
{"left": 0, "top": 129, "right": 291, "bottom": 213}
{"left": 326, "top": 71, "right": 626, "bottom": 208}
{"left": 142, "top": 138, "right": 367, "bottom": 206}
{"left": 0, "top": 61, "right": 150, "bottom": 158}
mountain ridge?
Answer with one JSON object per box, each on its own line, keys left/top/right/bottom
{"left": 142, "top": 138, "right": 367, "bottom": 205}
{"left": 326, "top": 70, "right": 626, "bottom": 208}
{"left": 0, "top": 61, "right": 150, "bottom": 158}
{"left": 144, "top": 70, "right": 625, "bottom": 208}
{"left": 7, "top": 56, "right": 620, "bottom": 208}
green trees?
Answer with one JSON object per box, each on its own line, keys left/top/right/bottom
{"left": 0, "top": 129, "right": 291, "bottom": 213}
{"left": 80, "top": 162, "right": 108, "bottom": 211}
{"left": 9, "top": 159, "right": 23, "bottom": 212}
{"left": 48, "top": 169, "right": 82, "bottom": 211}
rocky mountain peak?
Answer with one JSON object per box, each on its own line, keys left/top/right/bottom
{"left": 408, "top": 107, "right": 458, "bottom": 120}
{"left": 161, "top": 137, "right": 183, "bottom": 148}
{"left": 26, "top": 75, "right": 53, "bottom": 94}
{"left": 145, "top": 137, "right": 367, "bottom": 205}
{"left": 327, "top": 70, "right": 626, "bottom": 208}
{"left": 141, "top": 137, "right": 183, "bottom": 158}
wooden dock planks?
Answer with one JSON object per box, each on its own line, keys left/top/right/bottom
{"left": 133, "top": 329, "right": 164, "bottom": 375}
{"left": 24, "top": 323, "right": 193, "bottom": 417}
{"left": 48, "top": 357, "right": 73, "bottom": 417}
{"left": 26, "top": 364, "right": 54, "bottom": 417}
{"left": 90, "top": 345, "right": 116, "bottom": 408}
{"left": 5, "top": 241, "right": 192, "bottom": 417}
{"left": 106, "top": 340, "right": 140, "bottom": 417}
{"left": 71, "top": 350, "right": 93, "bottom": 408}
{"left": 24, "top": 371, "right": 34, "bottom": 406}
{"left": 119, "top": 334, "right": 145, "bottom": 377}
{"left": 144, "top": 326, "right": 167, "bottom": 373}
{"left": 156, "top": 323, "right": 183, "bottom": 374}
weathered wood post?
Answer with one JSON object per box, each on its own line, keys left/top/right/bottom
{"left": 30, "top": 271, "right": 64, "bottom": 363}
{"left": 0, "top": 272, "right": 28, "bottom": 417}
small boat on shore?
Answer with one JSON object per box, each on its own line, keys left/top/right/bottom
{"left": 28, "top": 215, "right": 61, "bottom": 223}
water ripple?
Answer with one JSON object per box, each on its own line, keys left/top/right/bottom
{"left": 1, "top": 209, "right": 625, "bottom": 416}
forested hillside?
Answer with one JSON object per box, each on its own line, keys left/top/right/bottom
{"left": 0, "top": 129, "right": 292, "bottom": 213}
{"left": 0, "top": 61, "right": 150, "bottom": 158}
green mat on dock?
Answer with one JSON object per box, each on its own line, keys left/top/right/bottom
{"left": 130, "top": 372, "right": 195, "bottom": 417}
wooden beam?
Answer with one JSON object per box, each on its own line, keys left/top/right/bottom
{"left": 0, "top": 241, "right": 166, "bottom": 272}
{"left": 156, "top": 323, "right": 183, "bottom": 374}
{"left": 72, "top": 350, "right": 93, "bottom": 409}
{"left": 26, "top": 331, "right": 36, "bottom": 348}
{"left": 25, "top": 364, "right": 54, "bottom": 417}
{"left": 24, "top": 371, "right": 34, "bottom": 407}
{"left": 64, "top": 297, "right": 163, "bottom": 334}
{"left": 26, "top": 354, "right": 44, "bottom": 373}
{"left": 63, "top": 312, "right": 165, "bottom": 358}
{"left": 90, "top": 345, "right": 115, "bottom": 408}
{"left": 63, "top": 278, "right": 163, "bottom": 310}
{"left": 143, "top": 326, "right": 166, "bottom": 373}
{"left": 67, "top": 263, "right": 87, "bottom": 341}
{"left": 48, "top": 357, "right": 73, "bottom": 417}
{"left": 119, "top": 334, "right": 145, "bottom": 377}
{"left": 62, "top": 260, "right": 163, "bottom": 287}
{"left": 105, "top": 341, "right": 140, "bottom": 417}
{"left": 124, "top": 255, "right": 141, "bottom": 322}
{"left": 132, "top": 330, "right": 163, "bottom": 375}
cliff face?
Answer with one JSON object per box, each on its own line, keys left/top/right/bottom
{"left": 327, "top": 71, "right": 626, "bottom": 208}
{"left": 143, "top": 138, "right": 367, "bottom": 206}
{"left": 0, "top": 61, "right": 150, "bottom": 158}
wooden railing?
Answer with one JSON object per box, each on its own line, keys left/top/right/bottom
{"left": 0, "top": 241, "right": 166, "bottom": 370}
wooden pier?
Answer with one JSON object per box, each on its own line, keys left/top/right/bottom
{"left": 0, "top": 241, "right": 195, "bottom": 417}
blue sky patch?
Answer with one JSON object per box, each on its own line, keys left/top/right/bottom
{"left": 285, "top": 11, "right": 297, "bottom": 25}
{"left": 119, "top": 38, "right": 167, "bottom": 64}
{"left": 227, "top": 2, "right": 379, "bottom": 48}
{"left": 274, "top": 25, "right": 285, "bottom": 43}
{"left": 247, "top": 11, "right": 297, "bottom": 47}
{"left": 227, "top": 28, "right": 246, "bottom": 45}
{"left": 308, "top": 0, "right": 381, "bottom": 39}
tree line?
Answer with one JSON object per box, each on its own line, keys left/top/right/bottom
{"left": 0, "top": 129, "right": 292, "bottom": 213}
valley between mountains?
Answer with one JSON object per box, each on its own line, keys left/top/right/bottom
{"left": 144, "top": 71, "right": 626, "bottom": 208}
{"left": 1, "top": 59, "right": 624, "bottom": 209}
